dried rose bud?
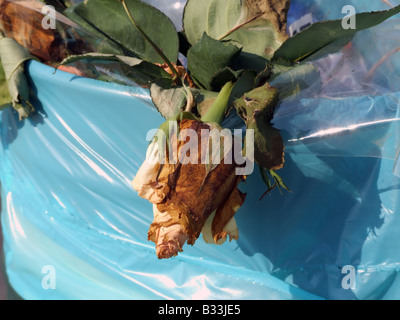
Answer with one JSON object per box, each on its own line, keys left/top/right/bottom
{"left": 132, "top": 118, "right": 246, "bottom": 259}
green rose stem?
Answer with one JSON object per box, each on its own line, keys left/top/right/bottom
{"left": 120, "top": 0, "right": 181, "bottom": 81}
{"left": 201, "top": 81, "right": 234, "bottom": 125}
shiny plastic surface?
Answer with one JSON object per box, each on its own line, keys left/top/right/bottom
{"left": 1, "top": 0, "right": 400, "bottom": 300}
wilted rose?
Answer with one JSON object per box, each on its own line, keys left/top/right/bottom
{"left": 132, "top": 118, "right": 246, "bottom": 259}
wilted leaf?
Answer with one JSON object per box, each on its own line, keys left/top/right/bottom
{"left": 150, "top": 83, "right": 188, "bottom": 119}
{"left": 234, "top": 84, "right": 284, "bottom": 170}
{"left": 234, "top": 83, "right": 278, "bottom": 123}
{"left": 65, "top": 0, "right": 179, "bottom": 64}
{"left": 0, "top": 36, "right": 35, "bottom": 119}
{"left": 272, "top": 4, "right": 400, "bottom": 64}
{"left": 250, "top": 118, "right": 284, "bottom": 171}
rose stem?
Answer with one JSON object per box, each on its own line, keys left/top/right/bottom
{"left": 120, "top": 0, "right": 181, "bottom": 81}
{"left": 201, "top": 81, "right": 234, "bottom": 125}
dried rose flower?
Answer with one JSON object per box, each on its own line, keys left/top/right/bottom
{"left": 132, "top": 117, "right": 246, "bottom": 259}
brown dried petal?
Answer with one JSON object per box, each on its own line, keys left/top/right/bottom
{"left": 145, "top": 119, "right": 246, "bottom": 257}
{"left": 211, "top": 177, "right": 246, "bottom": 243}
{"left": 149, "top": 205, "right": 189, "bottom": 259}
{"left": 0, "top": 0, "right": 67, "bottom": 62}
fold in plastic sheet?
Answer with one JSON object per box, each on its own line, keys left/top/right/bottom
{"left": 1, "top": 0, "right": 400, "bottom": 300}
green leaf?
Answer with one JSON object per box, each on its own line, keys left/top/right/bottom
{"left": 270, "top": 62, "right": 321, "bottom": 100}
{"left": 250, "top": 119, "right": 285, "bottom": 171}
{"left": 234, "top": 83, "right": 279, "bottom": 124}
{"left": 228, "top": 70, "right": 257, "bottom": 107}
{"left": 187, "top": 33, "right": 241, "bottom": 91}
{"left": 210, "top": 67, "right": 242, "bottom": 92}
{"left": 197, "top": 69, "right": 257, "bottom": 119}
{"left": 150, "top": 83, "right": 188, "bottom": 119}
{"left": 254, "top": 64, "right": 272, "bottom": 87}
{"left": 64, "top": 5, "right": 127, "bottom": 55}
{"left": 183, "top": 0, "right": 241, "bottom": 45}
{"left": 183, "top": 0, "right": 290, "bottom": 68}
{"left": 234, "top": 84, "right": 284, "bottom": 171}
{"left": 65, "top": 0, "right": 179, "bottom": 64}
{"left": 0, "top": 58, "right": 11, "bottom": 105}
{"left": 0, "top": 37, "right": 35, "bottom": 120}
{"left": 150, "top": 82, "right": 223, "bottom": 120}
{"left": 58, "top": 53, "right": 171, "bottom": 87}
{"left": 272, "top": 5, "right": 400, "bottom": 64}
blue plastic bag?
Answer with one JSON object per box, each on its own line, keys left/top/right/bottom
{"left": 1, "top": 0, "right": 400, "bottom": 300}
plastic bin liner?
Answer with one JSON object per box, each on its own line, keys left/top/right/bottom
{"left": 1, "top": 0, "right": 400, "bottom": 300}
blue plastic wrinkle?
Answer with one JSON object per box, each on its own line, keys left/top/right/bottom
{"left": 1, "top": 0, "right": 400, "bottom": 300}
